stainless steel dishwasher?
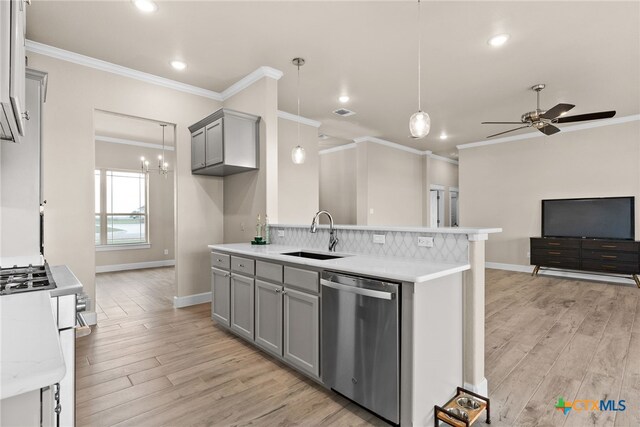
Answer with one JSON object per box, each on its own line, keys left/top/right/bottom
{"left": 321, "top": 271, "right": 400, "bottom": 425}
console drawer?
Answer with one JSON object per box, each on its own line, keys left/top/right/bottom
{"left": 531, "top": 257, "right": 580, "bottom": 270}
{"left": 231, "top": 256, "right": 255, "bottom": 275}
{"left": 531, "top": 238, "right": 580, "bottom": 249}
{"left": 581, "top": 260, "right": 639, "bottom": 274}
{"left": 581, "top": 250, "right": 638, "bottom": 263}
{"left": 532, "top": 248, "right": 580, "bottom": 258}
{"left": 211, "top": 252, "right": 230, "bottom": 269}
{"left": 581, "top": 240, "right": 639, "bottom": 252}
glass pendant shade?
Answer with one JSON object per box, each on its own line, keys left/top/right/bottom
{"left": 291, "top": 145, "right": 306, "bottom": 164}
{"left": 409, "top": 110, "right": 431, "bottom": 138}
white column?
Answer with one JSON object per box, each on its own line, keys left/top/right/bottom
{"left": 463, "top": 233, "right": 488, "bottom": 395}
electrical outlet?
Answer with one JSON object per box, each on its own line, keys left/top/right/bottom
{"left": 418, "top": 236, "right": 434, "bottom": 247}
{"left": 527, "top": 251, "right": 530, "bottom": 258}
{"left": 373, "top": 234, "right": 386, "bottom": 244}
{"left": 240, "top": 222, "right": 245, "bottom": 231}
{"left": 369, "top": 208, "right": 374, "bottom": 215}
{"left": 164, "top": 249, "right": 169, "bottom": 255}
{"left": 278, "top": 230, "right": 285, "bottom": 237}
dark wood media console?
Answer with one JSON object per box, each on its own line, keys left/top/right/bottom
{"left": 530, "top": 237, "right": 640, "bottom": 288}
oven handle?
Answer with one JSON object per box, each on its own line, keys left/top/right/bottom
{"left": 321, "top": 279, "right": 395, "bottom": 300}
{"left": 75, "top": 312, "right": 92, "bottom": 338}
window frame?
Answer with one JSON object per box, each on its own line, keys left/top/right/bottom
{"left": 95, "top": 168, "right": 150, "bottom": 249}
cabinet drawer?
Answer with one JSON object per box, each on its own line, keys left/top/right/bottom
{"left": 581, "top": 260, "right": 639, "bottom": 275}
{"left": 531, "top": 238, "right": 580, "bottom": 249}
{"left": 231, "top": 256, "right": 255, "bottom": 275}
{"left": 532, "top": 248, "right": 580, "bottom": 258}
{"left": 211, "top": 252, "right": 230, "bottom": 269}
{"left": 256, "top": 260, "right": 283, "bottom": 283}
{"left": 582, "top": 250, "right": 638, "bottom": 263}
{"left": 284, "top": 266, "right": 319, "bottom": 293}
{"left": 532, "top": 257, "right": 580, "bottom": 270}
{"left": 581, "top": 240, "right": 639, "bottom": 252}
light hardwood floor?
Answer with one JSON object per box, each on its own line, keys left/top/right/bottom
{"left": 79, "top": 268, "right": 639, "bottom": 426}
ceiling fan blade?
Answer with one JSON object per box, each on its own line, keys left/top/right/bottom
{"left": 554, "top": 110, "right": 616, "bottom": 123}
{"left": 538, "top": 124, "right": 561, "bottom": 136}
{"left": 481, "top": 121, "right": 525, "bottom": 125}
{"left": 540, "top": 103, "right": 575, "bottom": 120}
{"left": 486, "top": 125, "right": 530, "bottom": 138}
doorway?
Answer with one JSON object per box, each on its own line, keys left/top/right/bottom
{"left": 450, "top": 189, "right": 459, "bottom": 227}
{"left": 430, "top": 186, "right": 445, "bottom": 228}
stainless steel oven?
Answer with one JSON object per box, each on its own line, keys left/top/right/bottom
{"left": 321, "top": 271, "right": 400, "bottom": 425}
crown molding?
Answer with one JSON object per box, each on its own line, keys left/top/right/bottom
{"left": 221, "top": 66, "right": 283, "bottom": 100}
{"left": 429, "top": 153, "right": 459, "bottom": 165}
{"left": 457, "top": 114, "right": 640, "bottom": 150}
{"left": 277, "top": 110, "right": 321, "bottom": 128}
{"left": 26, "top": 40, "right": 224, "bottom": 101}
{"left": 95, "top": 135, "right": 175, "bottom": 151}
{"left": 319, "top": 143, "right": 358, "bottom": 155}
{"left": 353, "top": 136, "right": 430, "bottom": 156}
{"left": 25, "top": 40, "right": 285, "bottom": 103}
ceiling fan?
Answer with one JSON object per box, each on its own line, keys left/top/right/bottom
{"left": 481, "top": 84, "right": 616, "bottom": 138}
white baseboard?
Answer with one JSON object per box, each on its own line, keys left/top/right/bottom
{"left": 464, "top": 378, "right": 488, "bottom": 396}
{"left": 486, "top": 262, "right": 637, "bottom": 286}
{"left": 173, "top": 291, "right": 212, "bottom": 308}
{"left": 96, "top": 259, "right": 175, "bottom": 273}
{"left": 83, "top": 311, "right": 97, "bottom": 326}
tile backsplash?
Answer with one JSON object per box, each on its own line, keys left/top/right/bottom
{"left": 269, "top": 226, "right": 469, "bottom": 264}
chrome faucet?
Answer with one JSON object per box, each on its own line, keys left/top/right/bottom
{"left": 310, "top": 210, "right": 339, "bottom": 252}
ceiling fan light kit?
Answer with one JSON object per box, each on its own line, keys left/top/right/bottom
{"left": 482, "top": 83, "right": 616, "bottom": 139}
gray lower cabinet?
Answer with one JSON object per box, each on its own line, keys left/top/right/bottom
{"left": 254, "top": 279, "right": 283, "bottom": 355}
{"left": 230, "top": 273, "right": 255, "bottom": 340}
{"left": 283, "top": 288, "right": 320, "bottom": 377}
{"left": 211, "top": 267, "right": 230, "bottom": 327}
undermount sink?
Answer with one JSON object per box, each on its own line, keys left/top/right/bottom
{"left": 281, "top": 251, "right": 346, "bottom": 261}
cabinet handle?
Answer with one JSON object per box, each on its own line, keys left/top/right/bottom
{"left": 548, "top": 251, "right": 561, "bottom": 255}
{"left": 282, "top": 290, "right": 287, "bottom": 295}
{"left": 602, "top": 245, "right": 617, "bottom": 248}
{"left": 238, "top": 264, "right": 245, "bottom": 268}
{"left": 548, "top": 242, "right": 561, "bottom": 246}
{"left": 55, "top": 404, "right": 62, "bottom": 414}
{"left": 216, "top": 258, "right": 222, "bottom": 262}
{"left": 24, "top": 0, "right": 32, "bottom": 5}
{"left": 275, "top": 289, "right": 281, "bottom": 293}
{"left": 602, "top": 265, "right": 617, "bottom": 269}
{"left": 601, "top": 255, "right": 617, "bottom": 259}
{"left": 225, "top": 273, "right": 231, "bottom": 278}
{"left": 22, "top": 111, "right": 30, "bottom": 121}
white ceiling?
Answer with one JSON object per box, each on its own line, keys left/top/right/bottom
{"left": 26, "top": 1, "right": 640, "bottom": 157}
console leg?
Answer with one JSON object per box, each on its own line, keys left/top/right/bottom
{"left": 634, "top": 274, "right": 640, "bottom": 289}
{"left": 532, "top": 265, "right": 540, "bottom": 277}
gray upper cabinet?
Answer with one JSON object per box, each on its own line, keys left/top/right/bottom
{"left": 0, "top": 0, "right": 28, "bottom": 142}
{"left": 255, "top": 279, "right": 283, "bottom": 356}
{"left": 283, "top": 288, "right": 320, "bottom": 377}
{"left": 230, "top": 273, "right": 255, "bottom": 340}
{"left": 211, "top": 267, "right": 231, "bottom": 327}
{"left": 189, "top": 108, "right": 260, "bottom": 177}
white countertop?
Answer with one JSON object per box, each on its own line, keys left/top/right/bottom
{"left": 208, "top": 243, "right": 469, "bottom": 283}
{"left": 0, "top": 291, "right": 66, "bottom": 400}
{"left": 272, "top": 224, "right": 502, "bottom": 235}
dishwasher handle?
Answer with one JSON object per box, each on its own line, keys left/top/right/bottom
{"left": 321, "top": 279, "right": 395, "bottom": 300}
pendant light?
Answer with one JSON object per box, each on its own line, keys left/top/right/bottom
{"left": 141, "top": 123, "right": 169, "bottom": 176}
{"left": 291, "top": 57, "right": 306, "bottom": 164}
{"left": 409, "top": 0, "right": 431, "bottom": 139}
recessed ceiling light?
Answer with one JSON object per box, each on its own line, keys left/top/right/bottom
{"left": 339, "top": 95, "right": 350, "bottom": 103}
{"left": 488, "top": 34, "right": 510, "bottom": 47}
{"left": 132, "top": 0, "right": 158, "bottom": 13}
{"left": 440, "top": 132, "right": 448, "bottom": 140}
{"left": 170, "top": 60, "right": 187, "bottom": 71}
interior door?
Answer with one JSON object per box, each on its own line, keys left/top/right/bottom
{"left": 430, "top": 189, "right": 440, "bottom": 228}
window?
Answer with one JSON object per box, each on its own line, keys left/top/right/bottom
{"left": 95, "top": 169, "right": 148, "bottom": 246}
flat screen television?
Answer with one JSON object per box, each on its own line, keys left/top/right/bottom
{"left": 542, "top": 197, "right": 635, "bottom": 240}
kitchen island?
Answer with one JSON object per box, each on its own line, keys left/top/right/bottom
{"left": 208, "top": 225, "right": 500, "bottom": 426}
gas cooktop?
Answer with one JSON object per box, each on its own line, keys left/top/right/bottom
{"left": 0, "top": 264, "right": 57, "bottom": 295}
